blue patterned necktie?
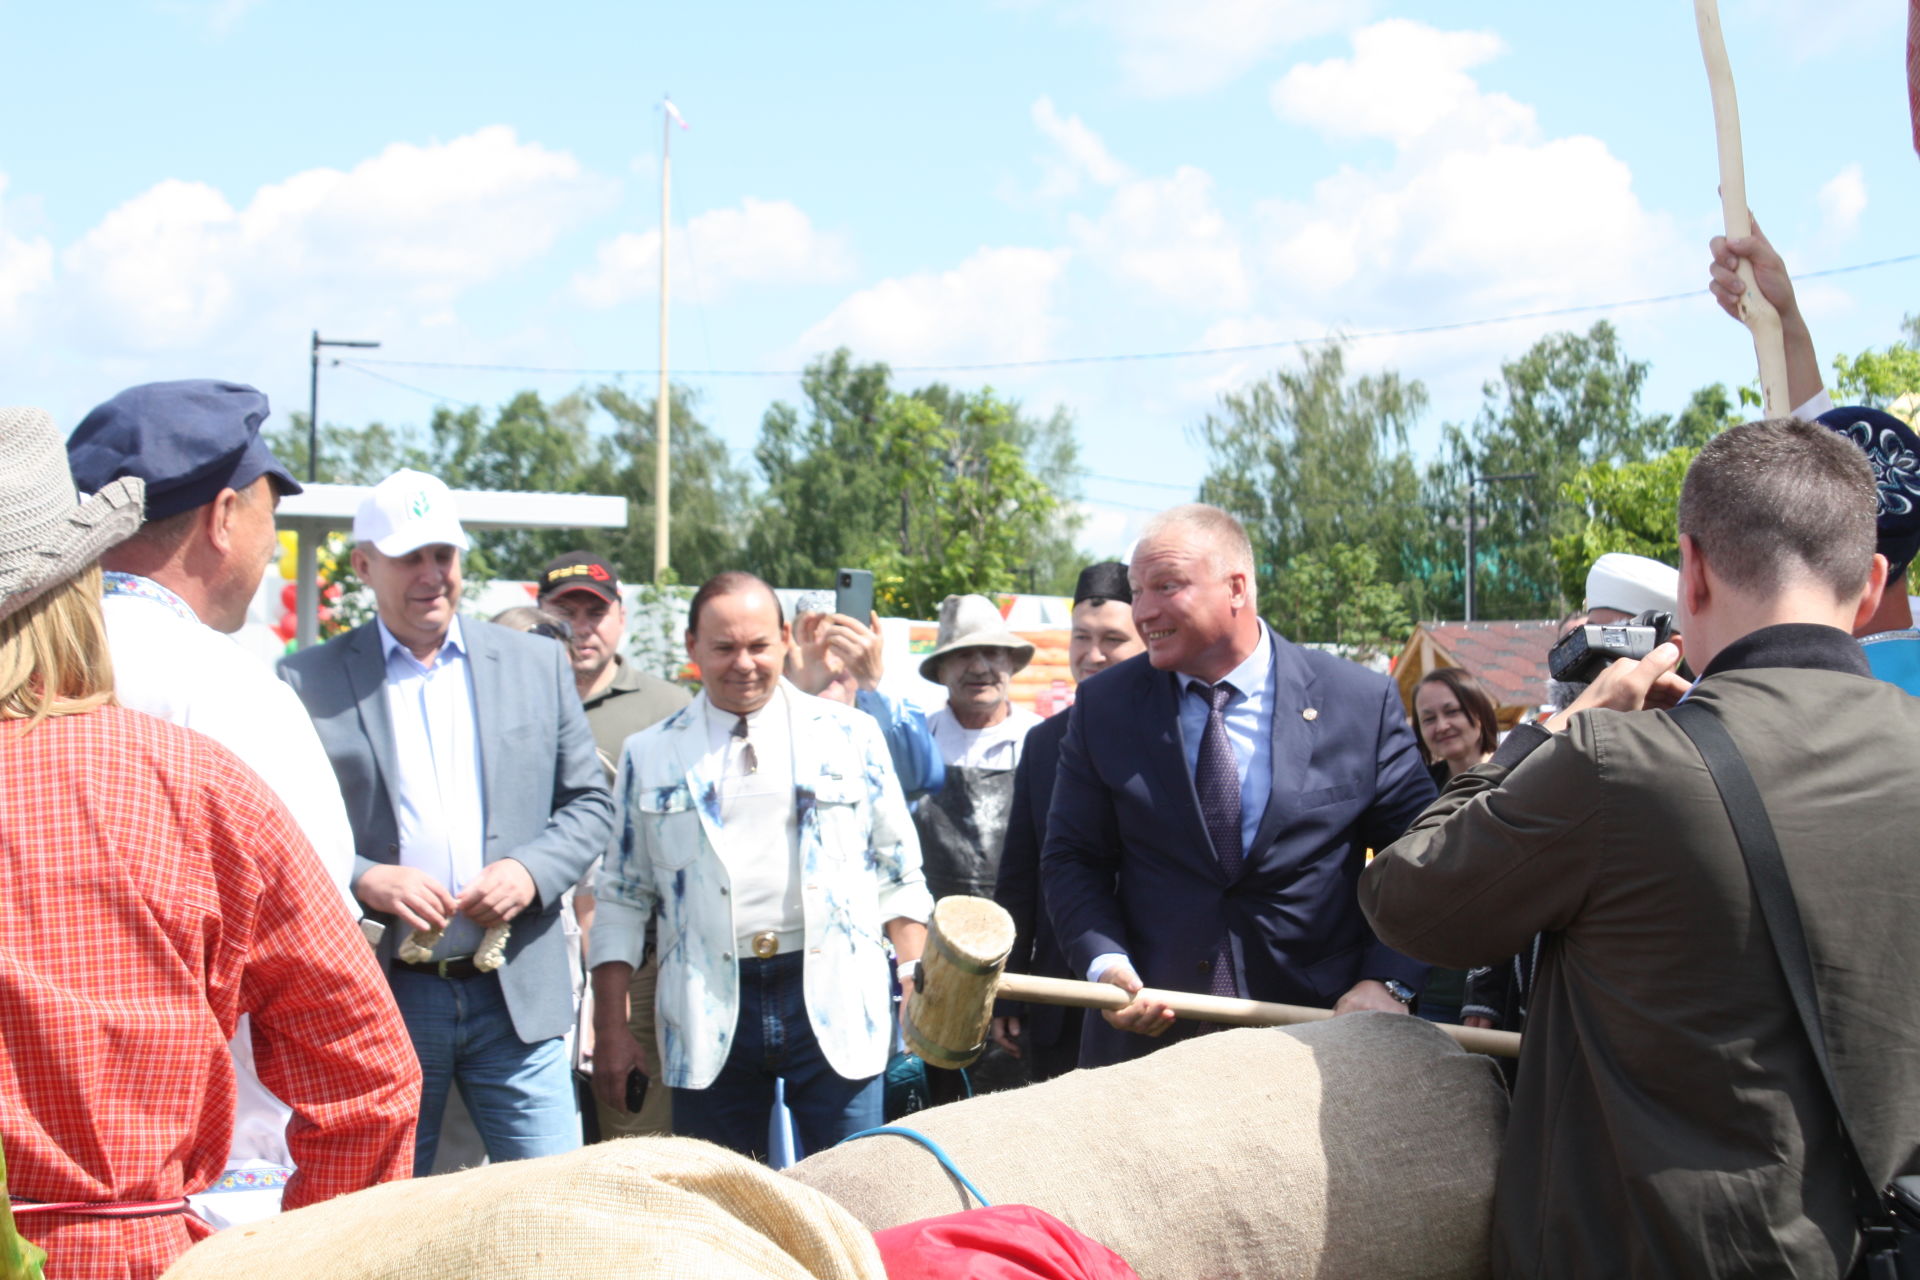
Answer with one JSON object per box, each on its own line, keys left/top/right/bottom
{"left": 1191, "top": 680, "right": 1242, "bottom": 997}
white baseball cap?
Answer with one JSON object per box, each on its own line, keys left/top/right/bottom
{"left": 353, "top": 469, "right": 471, "bottom": 556}
{"left": 1584, "top": 552, "right": 1677, "bottom": 616}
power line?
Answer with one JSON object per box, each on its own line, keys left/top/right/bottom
{"left": 333, "top": 360, "right": 481, "bottom": 408}
{"left": 339, "top": 250, "right": 1919, "bottom": 382}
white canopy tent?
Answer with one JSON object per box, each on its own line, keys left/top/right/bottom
{"left": 276, "top": 483, "right": 628, "bottom": 648}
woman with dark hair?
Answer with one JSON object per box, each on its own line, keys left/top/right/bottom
{"left": 1405, "top": 667, "right": 1500, "bottom": 1026}
{"left": 1412, "top": 667, "right": 1500, "bottom": 784}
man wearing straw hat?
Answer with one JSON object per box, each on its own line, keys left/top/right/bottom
{"left": 0, "top": 406, "right": 417, "bottom": 1277}
{"left": 915, "top": 593, "right": 1043, "bottom": 903}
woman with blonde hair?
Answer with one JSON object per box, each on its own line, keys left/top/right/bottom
{"left": 0, "top": 406, "right": 418, "bottom": 1277}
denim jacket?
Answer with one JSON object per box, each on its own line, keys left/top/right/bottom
{"left": 590, "top": 682, "right": 933, "bottom": 1089}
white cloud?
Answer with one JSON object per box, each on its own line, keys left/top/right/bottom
{"left": 1257, "top": 21, "right": 1681, "bottom": 317}
{"left": 1068, "top": 0, "right": 1373, "bottom": 97}
{"left": 1817, "top": 163, "right": 1867, "bottom": 239}
{"left": 1270, "top": 21, "right": 1532, "bottom": 148}
{"left": 796, "top": 246, "right": 1070, "bottom": 367}
{"left": 1069, "top": 166, "right": 1250, "bottom": 309}
{"left": 573, "top": 197, "right": 854, "bottom": 308}
{"left": 56, "top": 125, "right": 614, "bottom": 354}
{"left": 1030, "top": 96, "right": 1131, "bottom": 199}
{"left": 0, "top": 176, "right": 54, "bottom": 332}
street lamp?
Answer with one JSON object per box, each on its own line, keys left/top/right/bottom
{"left": 307, "top": 330, "right": 382, "bottom": 482}
{"left": 1464, "top": 469, "right": 1536, "bottom": 623}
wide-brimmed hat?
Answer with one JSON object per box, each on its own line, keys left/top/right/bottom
{"left": 0, "top": 407, "right": 146, "bottom": 626}
{"left": 918, "top": 593, "right": 1034, "bottom": 682}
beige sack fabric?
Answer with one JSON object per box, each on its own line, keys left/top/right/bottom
{"left": 788, "top": 1013, "right": 1508, "bottom": 1280}
{"left": 163, "top": 1136, "right": 886, "bottom": 1280}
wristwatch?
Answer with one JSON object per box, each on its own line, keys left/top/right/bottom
{"left": 1381, "top": 979, "right": 1416, "bottom": 1005}
{"left": 896, "top": 959, "right": 921, "bottom": 985}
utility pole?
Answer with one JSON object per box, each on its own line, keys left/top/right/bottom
{"left": 1463, "top": 470, "right": 1536, "bottom": 622}
{"left": 306, "top": 330, "right": 382, "bottom": 481}
{"left": 653, "top": 97, "right": 681, "bottom": 582}
{"left": 300, "top": 331, "right": 380, "bottom": 652}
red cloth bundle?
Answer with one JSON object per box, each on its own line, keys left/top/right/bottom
{"left": 874, "top": 1205, "right": 1140, "bottom": 1280}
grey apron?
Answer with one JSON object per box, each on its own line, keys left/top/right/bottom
{"left": 913, "top": 764, "right": 1016, "bottom": 902}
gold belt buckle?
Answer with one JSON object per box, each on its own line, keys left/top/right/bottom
{"left": 750, "top": 930, "right": 779, "bottom": 959}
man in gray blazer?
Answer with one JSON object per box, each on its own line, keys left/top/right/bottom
{"left": 280, "top": 469, "right": 612, "bottom": 1174}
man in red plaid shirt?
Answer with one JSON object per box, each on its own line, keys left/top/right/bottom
{"left": 0, "top": 405, "right": 419, "bottom": 1279}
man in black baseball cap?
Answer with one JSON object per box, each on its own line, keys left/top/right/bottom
{"left": 536, "top": 551, "right": 689, "bottom": 1144}
{"left": 536, "top": 553, "right": 689, "bottom": 741}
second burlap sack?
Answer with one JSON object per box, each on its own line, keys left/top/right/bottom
{"left": 162, "top": 1136, "right": 886, "bottom": 1280}
{"left": 788, "top": 1012, "right": 1508, "bottom": 1280}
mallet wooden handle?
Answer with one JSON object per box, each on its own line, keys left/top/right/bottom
{"left": 997, "top": 972, "right": 1521, "bottom": 1059}
{"left": 1696, "top": 0, "right": 1791, "bottom": 417}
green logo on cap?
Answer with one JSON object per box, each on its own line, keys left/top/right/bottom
{"left": 410, "top": 490, "right": 432, "bottom": 519}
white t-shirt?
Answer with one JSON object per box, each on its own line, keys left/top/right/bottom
{"left": 103, "top": 574, "right": 360, "bottom": 1225}
{"left": 928, "top": 705, "right": 1044, "bottom": 771}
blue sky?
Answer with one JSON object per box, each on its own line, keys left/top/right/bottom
{"left": 4, "top": 0, "right": 1916, "bottom": 557}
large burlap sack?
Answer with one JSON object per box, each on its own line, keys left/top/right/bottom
{"left": 162, "top": 1136, "right": 885, "bottom": 1280}
{"left": 787, "top": 1013, "right": 1508, "bottom": 1280}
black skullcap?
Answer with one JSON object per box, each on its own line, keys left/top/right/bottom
{"left": 1817, "top": 405, "right": 1920, "bottom": 578}
{"left": 1073, "top": 561, "right": 1132, "bottom": 606}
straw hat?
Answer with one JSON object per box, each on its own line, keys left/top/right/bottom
{"left": 918, "top": 593, "right": 1035, "bottom": 682}
{"left": 0, "top": 407, "right": 145, "bottom": 626}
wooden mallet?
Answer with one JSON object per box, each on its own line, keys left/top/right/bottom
{"left": 904, "top": 896, "right": 1521, "bottom": 1065}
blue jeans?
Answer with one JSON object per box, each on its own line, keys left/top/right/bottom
{"left": 389, "top": 968, "right": 580, "bottom": 1175}
{"left": 670, "top": 952, "right": 882, "bottom": 1161}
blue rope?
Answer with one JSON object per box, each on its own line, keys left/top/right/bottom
{"left": 836, "top": 1126, "right": 994, "bottom": 1208}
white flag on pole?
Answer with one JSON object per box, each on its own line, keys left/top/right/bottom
{"left": 663, "top": 98, "right": 689, "bottom": 130}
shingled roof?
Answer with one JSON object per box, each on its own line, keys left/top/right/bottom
{"left": 1394, "top": 619, "right": 1562, "bottom": 729}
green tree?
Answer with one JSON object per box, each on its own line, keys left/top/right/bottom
{"left": 1196, "top": 342, "right": 1433, "bottom": 634}
{"left": 269, "top": 385, "right": 749, "bottom": 588}
{"left": 746, "top": 349, "right": 1083, "bottom": 605}
{"left": 863, "top": 391, "right": 1060, "bottom": 617}
{"left": 1267, "top": 543, "right": 1412, "bottom": 657}
{"left": 267, "top": 414, "right": 428, "bottom": 486}
{"left": 1830, "top": 314, "right": 1920, "bottom": 411}
{"left": 1430, "top": 321, "right": 1670, "bottom": 620}
{"left": 1548, "top": 447, "right": 1696, "bottom": 602}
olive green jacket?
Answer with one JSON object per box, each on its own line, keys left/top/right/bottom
{"left": 1362, "top": 625, "right": 1920, "bottom": 1279}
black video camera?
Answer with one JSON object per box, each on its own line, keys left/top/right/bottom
{"left": 1548, "top": 609, "right": 1676, "bottom": 685}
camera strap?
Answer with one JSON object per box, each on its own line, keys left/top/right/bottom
{"left": 1668, "top": 702, "right": 1904, "bottom": 1268}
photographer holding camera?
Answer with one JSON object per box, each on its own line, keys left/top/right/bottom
{"left": 1362, "top": 418, "right": 1920, "bottom": 1279}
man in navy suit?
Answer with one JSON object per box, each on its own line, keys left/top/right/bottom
{"left": 1042, "top": 504, "right": 1436, "bottom": 1068}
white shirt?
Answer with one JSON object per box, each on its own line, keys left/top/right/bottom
{"left": 928, "top": 705, "right": 1044, "bottom": 771}
{"left": 378, "top": 616, "right": 487, "bottom": 956}
{"left": 102, "top": 572, "right": 360, "bottom": 1224}
{"left": 104, "top": 576, "right": 358, "bottom": 909}
{"left": 701, "top": 690, "right": 803, "bottom": 938}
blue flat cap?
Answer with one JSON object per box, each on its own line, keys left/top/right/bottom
{"left": 1817, "top": 405, "right": 1920, "bottom": 577}
{"left": 67, "top": 379, "right": 302, "bottom": 524}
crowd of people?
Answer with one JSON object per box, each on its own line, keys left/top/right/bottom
{"left": 2, "top": 227, "right": 1918, "bottom": 1280}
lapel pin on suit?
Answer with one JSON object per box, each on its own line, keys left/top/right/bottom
{"left": 1302, "top": 708, "right": 1319, "bottom": 721}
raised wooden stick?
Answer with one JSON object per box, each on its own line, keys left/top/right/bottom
{"left": 1696, "top": 0, "right": 1791, "bottom": 417}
